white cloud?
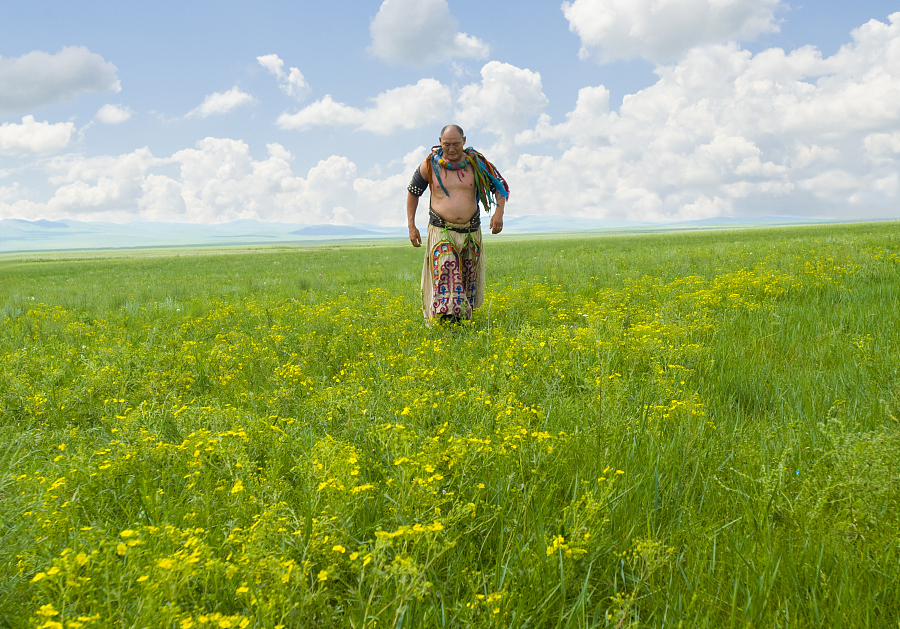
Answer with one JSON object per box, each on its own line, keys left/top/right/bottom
{"left": 277, "top": 95, "right": 365, "bottom": 130}
{"left": 0, "top": 46, "right": 120, "bottom": 112}
{"left": 0, "top": 116, "right": 75, "bottom": 154}
{"left": 864, "top": 131, "right": 900, "bottom": 164}
{"left": 369, "top": 0, "right": 489, "bottom": 65}
{"left": 257, "top": 54, "right": 309, "bottom": 100}
{"left": 562, "top": 0, "right": 782, "bottom": 63}
{"left": 186, "top": 86, "right": 255, "bottom": 118}
{"left": 0, "top": 139, "right": 379, "bottom": 225}
{"left": 277, "top": 78, "right": 452, "bottom": 133}
{"left": 256, "top": 54, "right": 283, "bottom": 77}
{"left": 138, "top": 174, "right": 186, "bottom": 220}
{"left": 457, "top": 62, "right": 549, "bottom": 151}
{"left": 5, "top": 14, "right": 900, "bottom": 225}
{"left": 277, "top": 61, "right": 546, "bottom": 145}
{"left": 508, "top": 13, "right": 900, "bottom": 220}
{"left": 96, "top": 103, "right": 133, "bottom": 124}
{"left": 42, "top": 148, "right": 158, "bottom": 215}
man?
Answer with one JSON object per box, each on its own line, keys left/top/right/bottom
{"left": 407, "top": 125, "right": 509, "bottom": 324}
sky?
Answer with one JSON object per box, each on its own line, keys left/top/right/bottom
{"left": 0, "top": 0, "right": 898, "bottom": 226}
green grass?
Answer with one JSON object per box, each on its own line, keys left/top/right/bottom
{"left": 1, "top": 223, "right": 899, "bottom": 628}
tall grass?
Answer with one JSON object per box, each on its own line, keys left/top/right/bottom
{"left": 1, "top": 223, "right": 898, "bottom": 628}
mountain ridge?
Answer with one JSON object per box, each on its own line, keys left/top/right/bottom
{"left": 1, "top": 215, "right": 889, "bottom": 253}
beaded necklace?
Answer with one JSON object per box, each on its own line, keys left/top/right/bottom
{"left": 427, "top": 146, "right": 509, "bottom": 213}
{"left": 437, "top": 156, "right": 470, "bottom": 171}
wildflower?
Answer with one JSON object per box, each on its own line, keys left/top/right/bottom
{"left": 317, "top": 570, "right": 329, "bottom": 582}
{"left": 230, "top": 480, "right": 244, "bottom": 494}
{"left": 37, "top": 604, "right": 59, "bottom": 617}
{"left": 137, "top": 575, "right": 149, "bottom": 582}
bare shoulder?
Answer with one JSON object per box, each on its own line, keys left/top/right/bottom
{"left": 418, "top": 160, "right": 429, "bottom": 177}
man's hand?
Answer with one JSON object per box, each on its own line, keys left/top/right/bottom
{"left": 409, "top": 226, "right": 422, "bottom": 247}
{"left": 490, "top": 212, "right": 503, "bottom": 234}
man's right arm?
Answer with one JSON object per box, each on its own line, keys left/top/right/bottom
{"left": 407, "top": 192, "right": 421, "bottom": 247}
{"left": 407, "top": 162, "right": 428, "bottom": 247}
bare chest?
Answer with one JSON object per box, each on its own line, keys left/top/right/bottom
{"left": 431, "top": 165, "right": 476, "bottom": 197}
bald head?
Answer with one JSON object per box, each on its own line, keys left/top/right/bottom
{"left": 440, "top": 124, "right": 465, "bottom": 139}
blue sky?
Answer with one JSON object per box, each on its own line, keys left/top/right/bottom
{"left": 1, "top": 0, "right": 898, "bottom": 225}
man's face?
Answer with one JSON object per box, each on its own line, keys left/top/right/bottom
{"left": 440, "top": 131, "right": 465, "bottom": 162}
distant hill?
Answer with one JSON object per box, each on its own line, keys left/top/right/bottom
{"left": 291, "top": 225, "right": 379, "bottom": 236}
{"left": 9, "top": 218, "right": 69, "bottom": 229}
{"left": 0, "top": 215, "right": 890, "bottom": 253}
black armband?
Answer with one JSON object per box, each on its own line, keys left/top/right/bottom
{"left": 407, "top": 169, "right": 428, "bottom": 197}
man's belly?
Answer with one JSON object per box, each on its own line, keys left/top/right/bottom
{"left": 430, "top": 197, "right": 479, "bottom": 224}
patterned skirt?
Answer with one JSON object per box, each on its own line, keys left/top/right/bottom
{"left": 420, "top": 222, "right": 485, "bottom": 321}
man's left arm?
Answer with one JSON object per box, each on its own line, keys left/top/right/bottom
{"left": 489, "top": 193, "right": 505, "bottom": 234}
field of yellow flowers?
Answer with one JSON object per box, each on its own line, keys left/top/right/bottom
{"left": 1, "top": 223, "right": 899, "bottom": 628}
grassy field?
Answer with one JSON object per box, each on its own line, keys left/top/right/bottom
{"left": 1, "top": 223, "right": 898, "bottom": 628}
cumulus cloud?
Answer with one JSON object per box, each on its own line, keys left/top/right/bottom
{"left": 277, "top": 62, "right": 548, "bottom": 145}
{"left": 0, "top": 116, "right": 75, "bottom": 154}
{"left": 95, "top": 103, "right": 133, "bottom": 124}
{"left": 562, "top": 0, "right": 782, "bottom": 63}
{"left": 257, "top": 54, "right": 309, "bottom": 100}
{"left": 510, "top": 12, "right": 900, "bottom": 220}
{"left": 864, "top": 131, "right": 900, "bottom": 164}
{"left": 369, "top": 0, "right": 489, "bottom": 65}
{"left": 186, "top": 86, "right": 255, "bottom": 118}
{"left": 5, "top": 14, "right": 900, "bottom": 224}
{"left": 0, "top": 46, "right": 120, "bottom": 112}
{"left": 277, "top": 78, "right": 452, "bottom": 133}
{"left": 456, "top": 61, "right": 549, "bottom": 154}
{"left": 0, "top": 139, "right": 382, "bottom": 225}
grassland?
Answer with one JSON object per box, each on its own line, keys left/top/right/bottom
{"left": 1, "top": 222, "right": 898, "bottom": 628}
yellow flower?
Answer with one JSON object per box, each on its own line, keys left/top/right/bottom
{"left": 75, "top": 553, "right": 88, "bottom": 566}
{"left": 116, "top": 543, "right": 127, "bottom": 556}
{"left": 236, "top": 586, "right": 249, "bottom": 594}
{"left": 120, "top": 529, "right": 137, "bottom": 538}
{"left": 230, "top": 480, "right": 244, "bottom": 494}
{"left": 158, "top": 558, "right": 174, "bottom": 569}
{"left": 31, "top": 572, "right": 47, "bottom": 582}
{"left": 317, "top": 570, "right": 329, "bottom": 582}
{"left": 137, "top": 575, "right": 149, "bottom": 583}
{"left": 349, "top": 552, "right": 359, "bottom": 560}
{"left": 332, "top": 545, "right": 346, "bottom": 553}
{"left": 46, "top": 567, "right": 59, "bottom": 575}
{"left": 37, "top": 604, "right": 59, "bottom": 617}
